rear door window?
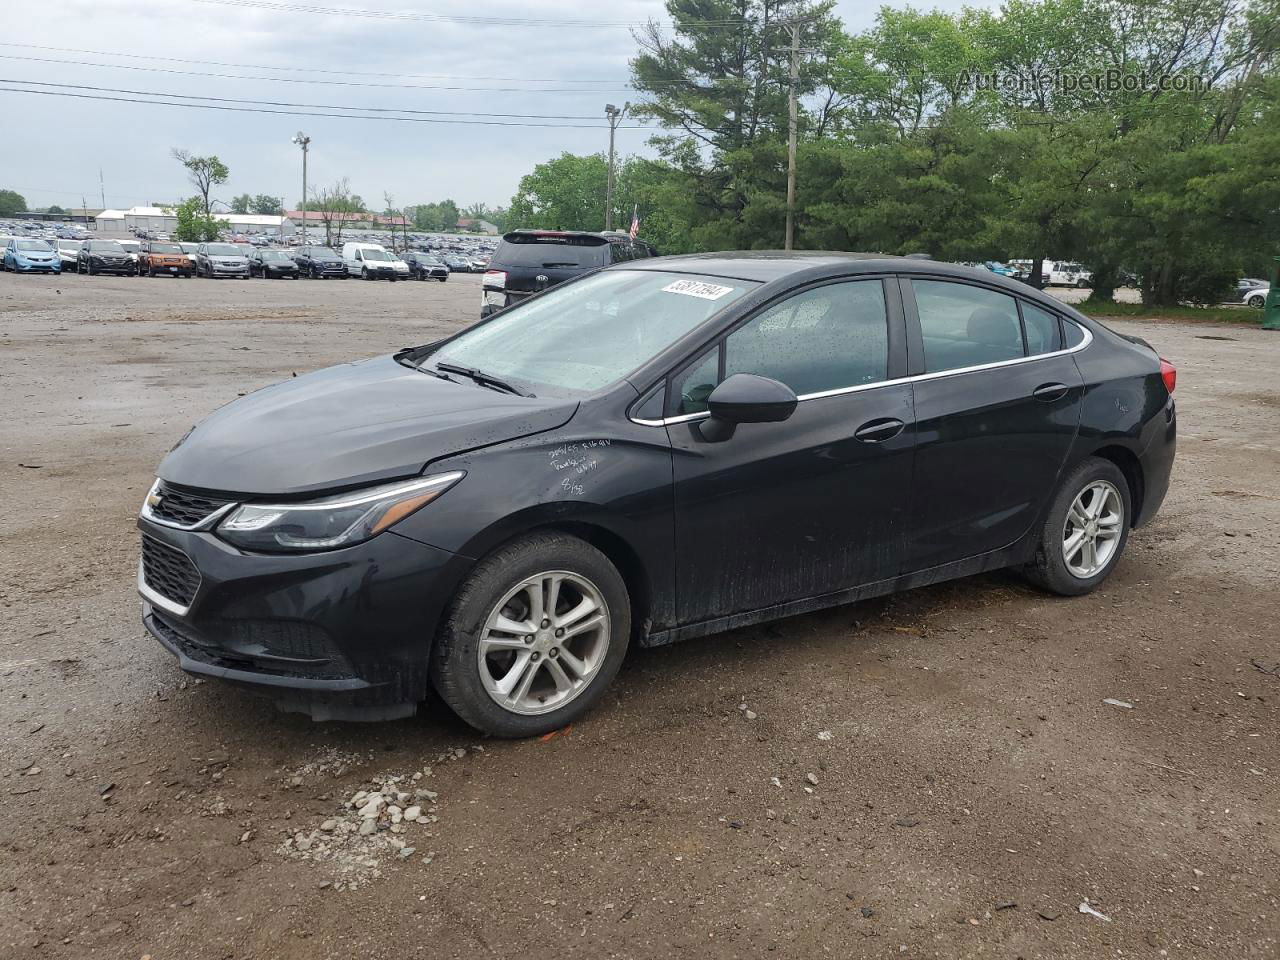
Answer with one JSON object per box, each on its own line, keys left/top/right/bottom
{"left": 911, "top": 280, "right": 1025, "bottom": 373}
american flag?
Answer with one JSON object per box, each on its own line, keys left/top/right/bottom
{"left": 628, "top": 205, "right": 639, "bottom": 240}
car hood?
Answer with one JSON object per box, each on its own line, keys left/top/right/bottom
{"left": 158, "top": 354, "right": 579, "bottom": 496}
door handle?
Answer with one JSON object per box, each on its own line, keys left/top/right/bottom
{"left": 853, "top": 417, "right": 906, "bottom": 443}
{"left": 1032, "top": 382, "right": 1069, "bottom": 402}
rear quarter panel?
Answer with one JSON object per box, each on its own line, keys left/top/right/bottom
{"left": 1067, "top": 322, "right": 1176, "bottom": 525}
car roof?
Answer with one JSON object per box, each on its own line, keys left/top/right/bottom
{"left": 618, "top": 250, "right": 1093, "bottom": 321}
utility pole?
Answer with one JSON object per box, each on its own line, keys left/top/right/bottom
{"left": 604, "top": 103, "right": 628, "bottom": 231}
{"left": 99, "top": 169, "right": 106, "bottom": 212}
{"left": 292, "top": 131, "right": 310, "bottom": 246}
{"left": 783, "top": 18, "right": 802, "bottom": 251}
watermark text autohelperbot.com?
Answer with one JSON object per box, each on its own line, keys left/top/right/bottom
{"left": 958, "top": 69, "right": 1207, "bottom": 94}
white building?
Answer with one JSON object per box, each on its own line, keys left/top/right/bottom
{"left": 94, "top": 206, "right": 295, "bottom": 235}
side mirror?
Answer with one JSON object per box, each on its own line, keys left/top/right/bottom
{"left": 699, "top": 374, "right": 798, "bottom": 442}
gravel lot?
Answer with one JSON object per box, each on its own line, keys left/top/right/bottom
{"left": 1, "top": 271, "right": 1278, "bottom": 959}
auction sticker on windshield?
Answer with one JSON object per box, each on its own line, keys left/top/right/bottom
{"left": 661, "top": 279, "right": 736, "bottom": 300}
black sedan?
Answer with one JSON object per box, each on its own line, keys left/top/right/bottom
{"left": 293, "top": 244, "right": 348, "bottom": 279}
{"left": 249, "top": 249, "right": 300, "bottom": 279}
{"left": 137, "top": 253, "right": 1177, "bottom": 736}
{"left": 402, "top": 251, "right": 450, "bottom": 281}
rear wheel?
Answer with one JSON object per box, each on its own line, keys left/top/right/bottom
{"left": 432, "top": 533, "right": 631, "bottom": 738}
{"left": 1024, "top": 457, "right": 1131, "bottom": 596}
{"left": 1248, "top": 294, "right": 1266, "bottom": 309}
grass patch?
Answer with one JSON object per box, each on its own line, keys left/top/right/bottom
{"left": 1074, "top": 300, "right": 1265, "bottom": 326}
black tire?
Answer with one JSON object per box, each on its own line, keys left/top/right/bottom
{"left": 362, "top": 267, "right": 370, "bottom": 280}
{"left": 1076, "top": 278, "right": 1089, "bottom": 288}
{"left": 432, "top": 532, "right": 631, "bottom": 738}
{"left": 88, "top": 261, "right": 96, "bottom": 276}
{"left": 1248, "top": 294, "right": 1265, "bottom": 309}
{"left": 1024, "top": 456, "right": 1132, "bottom": 596}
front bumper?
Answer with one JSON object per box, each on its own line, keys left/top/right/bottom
{"left": 137, "top": 516, "right": 472, "bottom": 718}
{"left": 208, "top": 265, "right": 250, "bottom": 276}
{"left": 14, "top": 260, "right": 60, "bottom": 272}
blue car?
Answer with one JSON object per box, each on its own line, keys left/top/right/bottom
{"left": 983, "top": 261, "right": 1017, "bottom": 278}
{"left": 3, "top": 238, "right": 61, "bottom": 274}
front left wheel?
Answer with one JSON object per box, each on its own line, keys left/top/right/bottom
{"left": 432, "top": 533, "right": 631, "bottom": 737}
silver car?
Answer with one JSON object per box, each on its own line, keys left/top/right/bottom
{"left": 195, "top": 242, "right": 250, "bottom": 279}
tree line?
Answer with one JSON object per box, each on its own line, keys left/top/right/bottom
{"left": 508, "top": 0, "right": 1280, "bottom": 305}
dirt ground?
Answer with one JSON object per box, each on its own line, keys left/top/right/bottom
{"left": 1, "top": 270, "right": 1277, "bottom": 960}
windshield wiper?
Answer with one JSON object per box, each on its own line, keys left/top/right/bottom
{"left": 434, "top": 361, "right": 530, "bottom": 397}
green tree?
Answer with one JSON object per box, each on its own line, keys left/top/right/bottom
{"left": 230, "top": 193, "right": 253, "bottom": 214}
{"left": 508, "top": 153, "right": 610, "bottom": 231}
{"left": 407, "top": 199, "right": 461, "bottom": 232}
{"left": 0, "top": 189, "right": 27, "bottom": 216}
{"left": 170, "top": 196, "right": 229, "bottom": 242}
{"left": 171, "top": 149, "right": 229, "bottom": 224}
{"left": 251, "top": 194, "right": 283, "bottom": 215}
{"left": 47, "top": 204, "right": 67, "bottom": 215}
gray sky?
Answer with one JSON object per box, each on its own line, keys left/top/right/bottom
{"left": 1, "top": 0, "right": 978, "bottom": 213}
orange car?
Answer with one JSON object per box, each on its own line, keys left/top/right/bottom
{"left": 138, "top": 241, "right": 192, "bottom": 278}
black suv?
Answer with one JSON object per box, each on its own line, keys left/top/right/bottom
{"left": 480, "top": 230, "right": 656, "bottom": 317}
{"left": 77, "top": 239, "right": 134, "bottom": 276}
{"left": 402, "top": 251, "right": 449, "bottom": 281}
{"left": 293, "top": 244, "right": 347, "bottom": 279}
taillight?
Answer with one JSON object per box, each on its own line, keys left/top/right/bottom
{"left": 483, "top": 270, "right": 506, "bottom": 289}
{"left": 1159, "top": 357, "right": 1176, "bottom": 394}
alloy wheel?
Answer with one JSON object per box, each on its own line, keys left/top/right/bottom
{"left": 1062, "top": 480, "right": 1123, "bottom": 578}
{"left": 477, "top": 571, "right": 610, "bottom": 716}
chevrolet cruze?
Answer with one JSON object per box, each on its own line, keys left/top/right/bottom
{"left": 137, "top": 252, "right": 1177, "bottom": 737}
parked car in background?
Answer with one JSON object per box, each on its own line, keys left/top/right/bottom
{"left": 3, "top": 237, "right": 61, "bottom": 273}
{"left": 402, "top": 251, "right": 450, "bottom": 281}
{"left": 195, "top": 242, "right": 251, "bottom": 279}
{"left": 481, "top": 229, "right": 657, "bottom": 317}
{"left": 389, "top": 254, "right": 412, "bottom": 280}
{"left": 983, "top": 261, "right": 1017, "bottom": 277}
{"left": 136, "top": 252, "right": 1177, "bottom": 736}
{"left": 342, "top": 241, "right": 399, "bottom": 280}
{"left": 55, "top": 239, "right": 84, "bottom": 271}
{"left": 248, "top": 249, "right": 300, "bottom": 279}
{"left": 443, "top": 254, "right": 473, "bottom": 274}
{"left": 1235, "top": 278, "right": 1270, "bottom": 308}
{"left": 138, "top": 241, "right": 192, "bottom": 278}
{"left": 293, "top": 245, "right": 348, "bottom": 279}
{"left": 77, "top": 239, "right": 133, "bottom": 275}
{"left": 177, "top": 243, "right": 199, "bottom": 272}
{"left": 117, "top": 239, "right": 142, "bottom": 276}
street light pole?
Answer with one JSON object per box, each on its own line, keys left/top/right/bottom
{"left": 292, "top": 132, "right": 310, "bottom": 246}
{"left": 604, "top": 103, "right": 628, "bottom": 231}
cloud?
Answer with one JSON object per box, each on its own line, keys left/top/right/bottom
{"left": 2, "top": 0, "right": 986, "bottom": 212}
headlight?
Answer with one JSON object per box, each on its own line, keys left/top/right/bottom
{"left": 217, "top": 472, "right": 463, "bottom": 553}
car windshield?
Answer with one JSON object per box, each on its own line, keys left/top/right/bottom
{"left": 308, "top": 247, "right": 339, "bottom": 258}
{"left": 261, "top": 250, "right": 290, "bottom": 260}
{"left": 431, "top": 270, "right": 758, "bottom": 394}
{"left": 150, "top": 243, "right": 181, "bottom": 253}
{"left": 17, "top": 240, "right": 52, "bottom": 251}
{"left": 88, "top": 241, "right": 125, "bottom": 252}
{"left": 57, "top": 241, "right": 82, "bottom": 250}
{"left": 360, "top": 248, "right": 391, "bottom": 261}
{"left": 205, "top": 244, "right": 240, "bottom": 256}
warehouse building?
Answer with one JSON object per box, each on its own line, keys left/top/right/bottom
{"left": 94, "top": 206, "right": 296, "bottom": 235}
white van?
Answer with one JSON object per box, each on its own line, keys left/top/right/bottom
{"left": 341, "top": 242, "right": 399, "bottom": 281}
{"left": 1046, "top": 261, "right": 1092, "bottom": 288}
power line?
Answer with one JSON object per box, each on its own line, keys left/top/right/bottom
{"left": 0, "top": 81, "right": 650, "bottom": 128}
{"left": 0, "top": 53, "right": 641, "bottom": 94}
{"left": 1, "top": 77, "right": 651, "bottom": 121}
{"left": 188, "top": 0, "right": 758, "bottom": 28}
{"left": 0, "top": 40, "right": 689, "bottom": 86}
